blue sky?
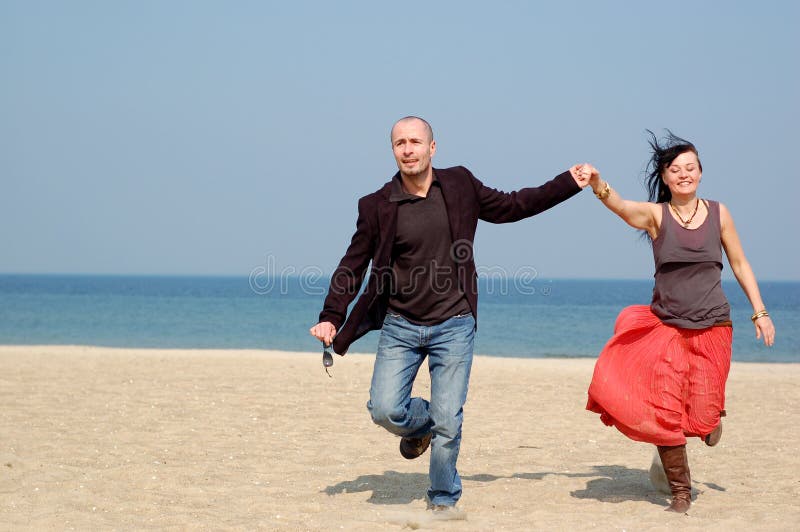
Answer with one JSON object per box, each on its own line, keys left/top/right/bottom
{"left": 2, "top": 1, "right": 798, "bottom": 280}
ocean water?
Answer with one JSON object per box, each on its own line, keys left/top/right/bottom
{"left": 0, "top": 275, "right": 797, "bottom": 363}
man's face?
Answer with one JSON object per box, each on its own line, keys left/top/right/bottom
{"left": 391, "top": 119, "right": 436, "bottom": 178}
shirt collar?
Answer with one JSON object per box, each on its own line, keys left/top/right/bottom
{"left": 389, "top": 173, "right": 440, "bottom": 203}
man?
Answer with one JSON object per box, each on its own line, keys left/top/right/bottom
{"left": 310, "top": 116, "right": 589, "bottom": 515}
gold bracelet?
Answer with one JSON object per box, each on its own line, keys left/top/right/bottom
{"left": 751, "top": 309, "right": 769, "bottom": 322}
{"left": 594, "top": 181, "right": 611, "bottom": 200}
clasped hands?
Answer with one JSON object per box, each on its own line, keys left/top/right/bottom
{"left": 569, "top": 163, "right": 603, "bottom": 192}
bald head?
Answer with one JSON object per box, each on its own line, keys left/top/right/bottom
{"left": 390, "top": 116, "right": 434, "bottom": 144}
{"left": 390, "top": 116, "right": 436, "bottom": 180}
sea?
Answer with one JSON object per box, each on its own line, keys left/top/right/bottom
{"left": 0, "top": 274, "right": 797, "bottom": 363}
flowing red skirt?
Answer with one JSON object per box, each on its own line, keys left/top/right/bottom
{"left": 586, "top": 305, "right": 732, "bottom": 446}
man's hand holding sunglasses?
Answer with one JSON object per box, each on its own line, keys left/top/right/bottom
{"left": 310, "top": 321, "right": 338, "bottom": 377}
{"left": 309, "top": 321, "right": 337, "bottom": 346}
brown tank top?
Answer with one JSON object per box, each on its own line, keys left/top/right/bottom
{"left": 650, "top": 200, "right": 730, "bottom": 329}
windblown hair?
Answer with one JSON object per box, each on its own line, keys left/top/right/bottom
{"left": 645, "top": 129, "right": 702, "bottom": 204}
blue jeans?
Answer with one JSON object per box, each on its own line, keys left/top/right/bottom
{"left": 366, "top": 312, "right": 476, "bottom": 507}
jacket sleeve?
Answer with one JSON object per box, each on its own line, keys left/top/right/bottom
{"left": 473, "top": 169, "right": 581, "bottom": 223}
{"left": 318, "top": 196, "right": 376, "bottom": 330}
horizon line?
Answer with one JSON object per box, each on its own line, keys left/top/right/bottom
{"left": 0, "top": 272, "right": 798, "bottom": 283}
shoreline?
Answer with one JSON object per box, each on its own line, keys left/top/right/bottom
{"left": 2, "top": 345, "right": 798, "bottom": 530}
{"left": 0, "top": 344, "right": 795, "bottom": 364}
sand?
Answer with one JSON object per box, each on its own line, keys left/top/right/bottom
{"left": 1, "top": 345, "right": 798, "bottom": 531}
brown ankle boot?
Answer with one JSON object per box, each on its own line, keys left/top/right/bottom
{"left": 657, "top": 444, "right": 691, "bottom": 513}
{"left": 705, "top": 410, "right": 726, "bottom": 446}
{"left": 704, "top": 421, "right": 722, "bottom": 446}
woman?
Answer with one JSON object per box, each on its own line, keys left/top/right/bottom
{"left": 583, "top": 131, "right": 775, "bottom": 513}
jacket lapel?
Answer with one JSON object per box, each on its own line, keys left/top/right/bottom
{"left": 436, "top": 168, "right": 461, "bottom": 243}
{"left": 375, "top": 183, "right": 397, "bottom": 264}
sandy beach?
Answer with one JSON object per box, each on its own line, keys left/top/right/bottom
{"left": 1, "top": 345, "right": 798, "bottom": 531}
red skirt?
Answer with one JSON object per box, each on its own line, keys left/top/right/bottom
{"left": 586, "top": 305, "right": 732, "bottom": 446}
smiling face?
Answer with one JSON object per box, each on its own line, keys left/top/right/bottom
{"left": 391, "top": 118, "right": 436, "bottom": 179}
{"left": 662, "top": 150, "right": 702, "bottom": 198}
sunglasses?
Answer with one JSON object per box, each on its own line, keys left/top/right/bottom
{"left": 323, "top": 343, "right": 334, "bottom": 378}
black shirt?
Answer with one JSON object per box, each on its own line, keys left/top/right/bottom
{"left": 388, "top": 177, "right": 471, "bottom": 325}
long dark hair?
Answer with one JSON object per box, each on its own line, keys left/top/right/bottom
{"left": 645, "top": 129, "right": 702, "bottom": 204}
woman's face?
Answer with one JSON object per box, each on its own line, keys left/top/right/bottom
{"left": 662, "top": 150, "right": 702, "bottom": 197}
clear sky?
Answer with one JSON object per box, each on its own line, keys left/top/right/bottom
{"left": 2, "top": 1, "right": 798, "bottom": 280}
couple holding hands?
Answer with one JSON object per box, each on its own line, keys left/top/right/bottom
{"left": 309, "top": 116, "right": 775, "bottom": 517}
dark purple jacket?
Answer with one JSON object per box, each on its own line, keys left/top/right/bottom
{"left": 319, "top": 165, "right": 581, "bottom": 354}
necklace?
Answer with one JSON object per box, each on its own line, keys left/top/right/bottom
{"left": 669, "top": 198, "right": 700, "bottom": 228}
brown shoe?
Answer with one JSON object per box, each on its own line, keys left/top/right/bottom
{"left": 399, "top": 433, "right": 432, "bottom": 459}
{"left": 657, "top": 444, "right": 692, "bottom": 513}
{"left": 705, "top": 421, "right": 722, "bottom": 447}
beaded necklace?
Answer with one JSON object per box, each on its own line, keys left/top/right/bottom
{"left": 669, "top": 198, "right": 700, "bottom": 228}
